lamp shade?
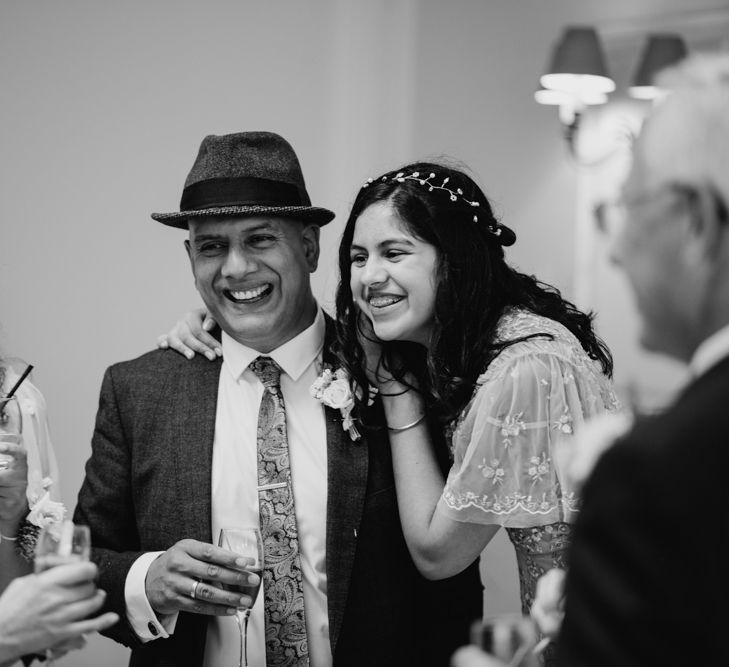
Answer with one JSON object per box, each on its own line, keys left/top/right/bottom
{"left": 629, "top": 34, "right": 688, "bottom": 99}
{"left": 534, "top": 85, "right": 607, "bottom": 106}
{"left": 540, "top": 26, "right": 615, "bottom": 96}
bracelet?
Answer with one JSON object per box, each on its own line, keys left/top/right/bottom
{"left": 0, "top": 532, "right": 18, "bottom": 542}
{"left": 387, "top": 414, "right": 426, "bottom": 432}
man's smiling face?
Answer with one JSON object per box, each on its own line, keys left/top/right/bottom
{"left": 186, "top": 215, "right": 320, "bottom": 352}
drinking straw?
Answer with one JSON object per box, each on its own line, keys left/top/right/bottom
{"left": 4, "top": 364, "right": 33, "bottom": 399}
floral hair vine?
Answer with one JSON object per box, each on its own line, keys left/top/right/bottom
{"left": 362, "top": 171, "right": 505, "bottom": 238}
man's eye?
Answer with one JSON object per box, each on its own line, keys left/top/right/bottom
{"left": 249, "top": 235, "right": 275, "bottom": 246}
{"left": 198, "top": 242, "right": 225, "bottom": 254}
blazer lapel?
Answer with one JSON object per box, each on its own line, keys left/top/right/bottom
{"left": 172, "top": 356, "right": 222, "bottom": 544}
{"left": 322, "top": 317, "right": 369, "bottom": 653}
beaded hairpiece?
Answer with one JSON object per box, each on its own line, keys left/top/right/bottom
{"left": 362, "top": 171, "right": 506, "bottom": 239}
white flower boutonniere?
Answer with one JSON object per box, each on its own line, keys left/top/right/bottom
{"left": 16, "top": 479, "right": 67, "bottom": 563}
{"left": 310, "top": 367, "right": 375, "bottom": 441}
{"left": 27, "top": 489, "right": 67, "bottom": 530}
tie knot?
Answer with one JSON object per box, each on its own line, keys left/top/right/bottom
{"left": 249, "top": 356, "right": 282, "bottom": 389}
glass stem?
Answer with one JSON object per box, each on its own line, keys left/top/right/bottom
{"left": 237, "top": 609, "right": 250, "bottom": 667}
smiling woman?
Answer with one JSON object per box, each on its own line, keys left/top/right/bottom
{"left": 349, "top": 201, "right": 439, "bottom": 346}
{"left": 333, "top": 161, "right": 619, "bottom": 666}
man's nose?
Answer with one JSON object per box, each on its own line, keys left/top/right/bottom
{"left": 607, "top": 234, "right": 624, "bottom": 268}
{"left": 221, "top": 247, "right": 256, "bottom": 277}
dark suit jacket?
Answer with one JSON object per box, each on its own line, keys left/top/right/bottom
{"left": 557, "top": 356, "right": 729, "bottom": 666}
{"left": 74, "top": 319, "right": 482, "bottom": 666}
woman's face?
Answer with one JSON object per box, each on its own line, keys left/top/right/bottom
{"left": 349, "top": 201, "right": 438, "bottom": 346}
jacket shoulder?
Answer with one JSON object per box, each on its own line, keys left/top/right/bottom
{"left": 103, "top": 348, "right": 220, "bottom": 393}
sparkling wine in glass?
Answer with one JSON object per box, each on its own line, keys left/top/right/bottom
{"left": 0, "top": 395, "right": 22, "bottom": 470}
{"left": 218, "top": 527, "right": 264, "bottom": 667}
{"left": 34, "top": 521, "right": 91, "bottom": 665}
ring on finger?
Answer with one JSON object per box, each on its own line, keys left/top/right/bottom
{"left": 190, "top": 579, "right": 201, "bottom": 600}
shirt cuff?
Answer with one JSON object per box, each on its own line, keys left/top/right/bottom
{"left": 124, "top": 551, "right": 179, "bottom": 641}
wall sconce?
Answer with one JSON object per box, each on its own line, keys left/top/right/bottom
{"left": 629, "top": 33, "right": 688, "bottom": 99}
{"left": 536, "top": 25, "right": 688, "bottom": 160}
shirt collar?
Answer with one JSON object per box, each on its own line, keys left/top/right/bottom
{"left": 221, "top": 308, "right": 325, "bottom": 382}
{"left": 689, "top": 322, "right": 729, "bottom": 378}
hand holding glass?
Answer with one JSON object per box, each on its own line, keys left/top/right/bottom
{"left": 218, "top": 527, "right": 263, "bottom": 667}
{"left": 35, "top": 521, "right": 91, "bottom": 665}
{"left": 0, "top": 395, "right": 22, "bottom": 470}
{"left": 471, "top": 615, "right": 544, "bottom": 667}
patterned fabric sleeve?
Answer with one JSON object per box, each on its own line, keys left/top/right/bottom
{"left": 437, "top": 340, "right": 617, "bottom": 528}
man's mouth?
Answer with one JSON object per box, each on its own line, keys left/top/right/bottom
{"left": 224, "top": 284, "right": 273, "bottom": 304}
{"left": 367, "top": 294, "right": 405, "bottom": 309}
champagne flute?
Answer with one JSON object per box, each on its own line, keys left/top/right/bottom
{"left": 218, "top": 527, "right": 263, "bottom": 667}
{"left": 0, "top": 395, "right": 22, "bottom": 470}
{"left": 34, "top": 520, "right": 91, "bottom": 666}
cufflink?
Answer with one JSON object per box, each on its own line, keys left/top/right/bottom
{"left": 148, "top": 621, "right": 159, "bottom": 637}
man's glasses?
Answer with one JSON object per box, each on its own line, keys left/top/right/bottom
{"left": 593, "top": 182, "right": 727, "bottom": 239}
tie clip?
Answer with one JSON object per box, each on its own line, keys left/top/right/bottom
{"left": 257, "top": 482, "right": 288, "bottom": 491}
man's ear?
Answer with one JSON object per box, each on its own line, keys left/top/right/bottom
{"left": 689, "top": 185, "right": 729, "bottom": 260}
{"left": 301, "top": 223, "right": 321, "bottom": 273}
{"left": 184, "top": 239, "right": 197, "bottom": 281}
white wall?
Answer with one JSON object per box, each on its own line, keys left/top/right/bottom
{"left": 1, "top": 1, "right": 725, "bottom": 664}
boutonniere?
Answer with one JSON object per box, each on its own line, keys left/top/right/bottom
{"left": 17, "top": 478, "right": 67, "bottom": 562}
{"left": 310, "top": 366, "right": 376, "bottom": 441}
{"left": 27, "top": 487, "right": 67, "bottom": 530}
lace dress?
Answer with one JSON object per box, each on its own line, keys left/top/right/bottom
{"left": 1, "top": 361, "right": 61, "bottom": 509}
{"left": 436, "top": 310, "right": 619, "bottom": 665}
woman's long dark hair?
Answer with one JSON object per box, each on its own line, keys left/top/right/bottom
{"left": 335, "top": 161, "right": 612, "bottom": 426}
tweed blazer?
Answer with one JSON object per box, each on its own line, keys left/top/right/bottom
{"left": 75, "top": 316, "right": 482, "bottom": 667}
{"left": 557, "top": 355, "right": 729, "bottom": 666}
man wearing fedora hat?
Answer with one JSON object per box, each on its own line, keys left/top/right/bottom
{"left": 74, "top": 131, "right": 481, "bottom": 667}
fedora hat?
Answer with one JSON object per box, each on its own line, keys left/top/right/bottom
{"left": 152, "top": 131, "right": 335, "bottom": 228}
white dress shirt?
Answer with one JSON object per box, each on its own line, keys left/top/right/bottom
{"left": 124, "top": 309, "right": 332, "bottom": 667}
{"left": 690, "top": 322, "right": 729, "bottom": 378}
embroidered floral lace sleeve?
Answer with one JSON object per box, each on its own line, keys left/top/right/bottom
{"left": 436, "top": 310, "right": 619, "bottom": 654}
{"left": 438, "top": 311, "right": 618, "bottom": 527}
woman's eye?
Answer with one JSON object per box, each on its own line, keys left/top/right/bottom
{"left": 350, "top": 253, "right": 366, "bottom": 266}
{"left": 385, "top": 249, "right": 405, "bottom": 260}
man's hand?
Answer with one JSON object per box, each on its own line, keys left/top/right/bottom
{"left": 0, "top": 562, "right": 118, "bottom": 664}
{"left": 530, "top": 568, "right": 566, "bottom": 640}
{"left": 0, "top": 441, "right": 29, "bottom": 532}
{"left": 145, "top": 539, "right": 259, "bottom": 616}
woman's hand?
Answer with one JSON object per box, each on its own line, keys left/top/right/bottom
{"left": 0, "top": 441, "right": 29, "bottom": 535}
{"left": 157, "top": 308, "right": 220, "bottom": 361}
{"left": 0, "top": 562, "right": 118, "bottom": 663}
{"left": 356, "top": 311, "right": 388, "bottom": 387}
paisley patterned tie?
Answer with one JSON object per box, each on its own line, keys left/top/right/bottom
{"left": 249, "top": 356, "right": 309, "bottom": 667}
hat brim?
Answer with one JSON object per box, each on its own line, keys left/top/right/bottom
{"left": 151, "top": 205, "right": 335, "bottom": 229}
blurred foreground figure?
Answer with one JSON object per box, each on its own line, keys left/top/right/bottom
{"left": 453, "top": 51, "right": 729, "bottom": 667}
